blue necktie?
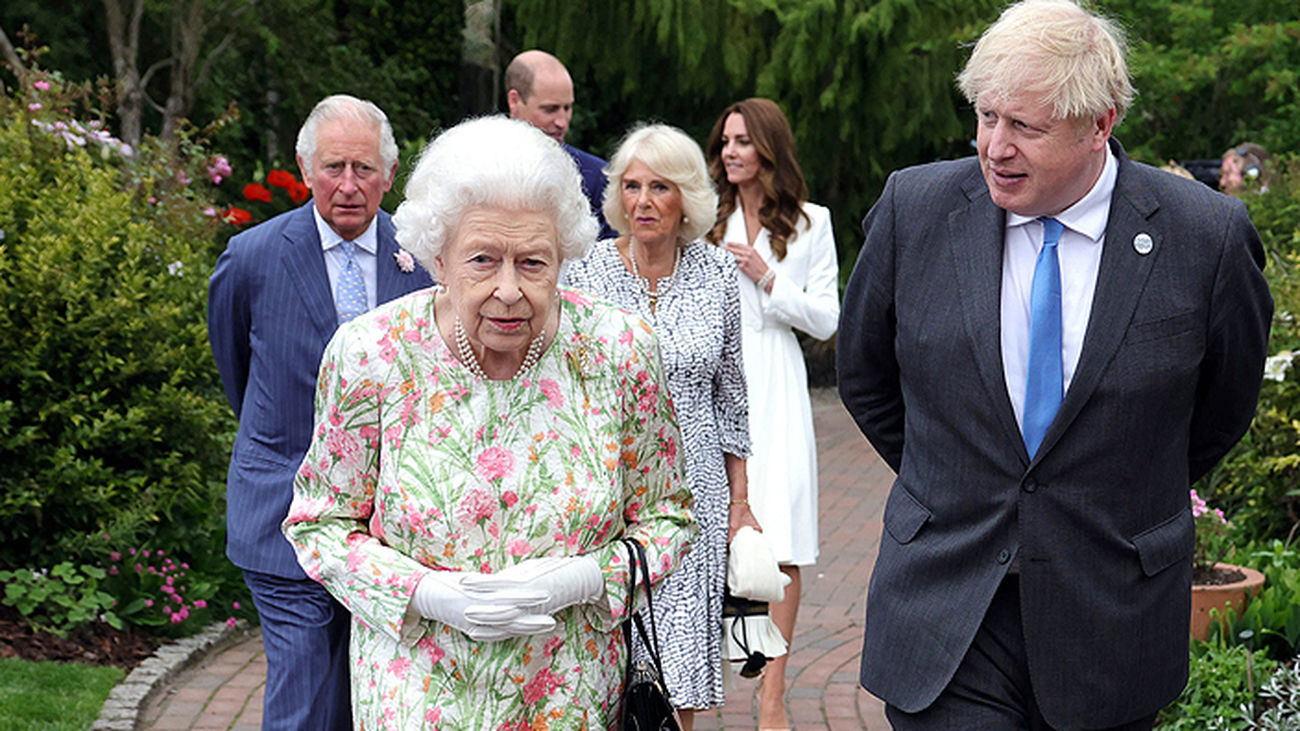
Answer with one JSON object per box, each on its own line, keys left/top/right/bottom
{"left": 1022, "top": 217, "right": 1064, "bottom": 458}
{"left": 335, "top": 240, "right": 367, "bottom": 324}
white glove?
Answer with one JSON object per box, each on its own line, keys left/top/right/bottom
{"left": 459, "top": 555, "right": 605, "bottom": 616}
{"left": 411, "top": 571, "right": 556, "bottom": 641}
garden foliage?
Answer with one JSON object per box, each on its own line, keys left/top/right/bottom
{"left": 0, "top": 75, "right": 236, "bottom": 575}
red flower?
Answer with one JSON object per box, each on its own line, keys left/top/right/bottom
{"left": 222, "top": 206, "right": 253, "bottom": 226}
{"left": 288, "top": 181, "right": 311, "bottom": 204}
{"left": 266, "top": 168, "right": 296, "bottom": 190}
{"left": 243, "top": 182, "right": 273, "bottom": 202}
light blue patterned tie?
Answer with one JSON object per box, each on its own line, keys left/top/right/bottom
{"left": 335, "top": 240, "right": 367, "bottom": 324}
{"left": 1022, "top": 217, "right": 1064, "bottom": 458}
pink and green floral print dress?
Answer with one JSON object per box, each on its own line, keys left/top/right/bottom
{"left": 283, "top": 286, "right": 696, "bottom": 730}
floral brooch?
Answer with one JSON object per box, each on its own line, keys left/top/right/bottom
{"left": 393, "top": 249, "right": 416, "bottom": 274}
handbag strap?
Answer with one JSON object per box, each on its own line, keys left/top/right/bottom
{"left": 620, "top": 537, "right": 669, "bottom": 682}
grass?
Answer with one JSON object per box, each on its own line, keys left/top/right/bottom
{"left": 0, "top": 657, "right": 123, "bottom": 730}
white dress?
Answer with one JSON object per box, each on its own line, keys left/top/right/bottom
{"left": 721, "top": 202, "right": 839, "bottom": 565}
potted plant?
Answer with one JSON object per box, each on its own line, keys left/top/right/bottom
{"left": 1190, "top": 488, "right": 1266, "bottom": 641}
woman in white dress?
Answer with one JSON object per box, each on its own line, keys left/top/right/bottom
{"left": 705, "top": 98, "right": 840, "bottom": 730}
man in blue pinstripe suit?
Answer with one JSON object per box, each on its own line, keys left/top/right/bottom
{"left": 208, "top": 95, "right": 433, "bottom": 729}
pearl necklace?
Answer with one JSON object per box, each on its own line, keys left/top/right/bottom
{"left": 454, "top": 315, "right": 545, "bottom": 381}
{"left": 629, "top": 238, "right": 680, "bottom": 309}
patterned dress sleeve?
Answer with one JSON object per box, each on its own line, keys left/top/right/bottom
{"left": 713, "top": 254, "right": 752, "bottom": 459}
{"left": 576, "top": 314, "right": 697, "bottom": 633}
{"left": 282, "top": 321, "right": 430, "bottom": 646}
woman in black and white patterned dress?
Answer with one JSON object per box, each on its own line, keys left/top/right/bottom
{"left": 565, "top": 123, "right": 757, "bottom": 728}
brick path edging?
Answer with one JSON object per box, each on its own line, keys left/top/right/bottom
{"left": 92, "top": 620, "right": 252, "bottom": 731}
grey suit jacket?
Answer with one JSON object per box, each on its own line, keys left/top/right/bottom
{"left": 836, "top": 140, "right": 1272, "bottom": 727}
{"left": 208, "top": 203, "right": 433, "bottom": 578}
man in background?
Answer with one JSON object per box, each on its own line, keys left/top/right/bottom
{"left": 208, "top": 94, "right": 433, "bottom": 729}
{"left": 506, "top": 49, "right": 615, "bottom": 239}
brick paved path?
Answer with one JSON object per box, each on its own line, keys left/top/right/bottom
{"left": 141, "top": 392, "right": 892, "bottom": 730}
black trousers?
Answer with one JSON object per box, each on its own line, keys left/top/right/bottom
{"left": 885, "top": 575, "right": 1159, "bottom": 731}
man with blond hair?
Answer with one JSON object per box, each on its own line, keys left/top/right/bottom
{"left": 837, "top": 0, "right": 1272, "bottom": 727}
{"left": 506, "top": 49, "right": 614, "bottom": 239}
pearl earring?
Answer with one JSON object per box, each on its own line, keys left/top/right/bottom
{"left": 682, "top": 215, "right": 690, "bottom": 224}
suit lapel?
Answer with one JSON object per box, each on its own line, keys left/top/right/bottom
{"left": 375, "top": 213, "right": 403, "bottom": 304}
{"left": 1033, "top": 142, "right": 1161, "bottom": 461}
{"left": 280, "top": 204, "right": 338, "bottom": 340}
{"left": 949, "top": 171, "right": 1027, "bottom": 455}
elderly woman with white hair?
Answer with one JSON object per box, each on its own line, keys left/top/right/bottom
{"left": 283, "top": 116, "right": 695, "bottom": 728}
{"left": 565, "top": 123, "right": 757, "bottom": 728}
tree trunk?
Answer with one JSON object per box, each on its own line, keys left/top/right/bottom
{"left": 100, "top": 0, "right": 145, "bottom": 146}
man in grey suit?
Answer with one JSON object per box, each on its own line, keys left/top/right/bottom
{"left": 837, "top": 0, "right": 1272, "bottom": 728}
{"left": 208, "top": 95, "right": 433, "bottom": 729}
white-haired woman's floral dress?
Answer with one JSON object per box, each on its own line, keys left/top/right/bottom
{"left": 283, "top": 287, "right": 696, "bottom": 730}
{"left": 565, "top": 239, "right": 750, "bottom": 709}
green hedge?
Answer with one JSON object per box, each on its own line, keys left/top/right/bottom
{"left": 0, "top": 80, "right": 236, "bottom": 570}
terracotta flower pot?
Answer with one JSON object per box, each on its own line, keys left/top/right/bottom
{"left": 1190, "top": 562, "right": 1266, "bottom": 641}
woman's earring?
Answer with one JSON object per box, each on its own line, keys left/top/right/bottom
{"left": 682, "top": 215, "right": 690, "bottom": 224}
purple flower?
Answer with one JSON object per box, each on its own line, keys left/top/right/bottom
{"left": 109, "top": 551, "right": 121, "bottom": 561}
{"left": 27, "top": 103, "right": 41, "bottom": 111}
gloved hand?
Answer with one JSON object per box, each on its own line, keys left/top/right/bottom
{"left": 459, "top": 555, "right": 605, "bottom": 616}
{"left": 411, "top": 570, "right": 556, "bottom": 641}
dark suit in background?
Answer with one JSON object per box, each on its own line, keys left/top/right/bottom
{"left": 565, "top": 142, "right": 615, "bottom": 240}
{"left": 836, "top": 2, "right": 1272, "bottom": 727}
{"left": 209, "top": 95, "right": 432, "bottom": 730}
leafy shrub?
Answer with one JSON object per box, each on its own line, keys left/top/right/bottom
{"left": 0, "top": 73, "right": 236, "bottom": 576}
{"left": 1206, "top": 541, "right": 1300, "bottom": 661}
{"left": 0, "top": 563, "right": 120, "bottom": 638}
{"left": 1159, "top": 638, "right": 1277, "bottom": 729}
{"left": 1252, "top": 657, "right": 1300, "bottom": 729}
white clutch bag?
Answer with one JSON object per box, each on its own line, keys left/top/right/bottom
{"left": 722, "top": 527, "right": 790, "bottom": 689}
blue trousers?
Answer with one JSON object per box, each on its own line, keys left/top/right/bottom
{"left": 243, "top": 569, "right": 352, "bottom": 731}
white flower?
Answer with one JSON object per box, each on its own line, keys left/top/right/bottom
{"left": 167, "top": 260, "right": 184, "bottom": 277}
{"left": 1264, "top": 350, "right": 1293, "bottom": 382}
{"left": 394, "top": 249, "right": 415, "bottom": 273}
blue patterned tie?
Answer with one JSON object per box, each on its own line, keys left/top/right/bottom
{"left": 1022, "top": 217, "right": 1064, "bottom": 458}
{"left": 335, "top": 240, "right": 367, "bottom": 324}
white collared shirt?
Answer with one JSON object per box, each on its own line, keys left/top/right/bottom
{"left": 1001, "top": 146, "right": 1117, "bottom": 431}
{"left": 313, "top": 206, "right": 379, "bottom": 312}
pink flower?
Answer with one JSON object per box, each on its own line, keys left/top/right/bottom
{"left": 506, "top": 538, "right": 533, "bottom": 556}
{"left": 207, "top": 156, "right": 232, "bottom": 184}
{"left": 109, "top": 551, "right": 121, "bottom": 561}
{"left": 232, "top": 601, "right": 241, "bottom": 610}
{"left": 457, "top": 489, "right": 497, "bottom": 526}
{"left": 170, "top": 613, "right": 183, "bottom": 624}
{"left": 387, "top": 657, "right": 413, "bottom": 679}
{"left": 522, "top": 667, "right": 562, "bottom": 705}
{"left": 226, "top": 617, "right": 237, "bottom": 628}
{"left": 540, "top": 379, "right": 563, "bottom": 408}
{"left": 27, "top": 103, "right": 41, "bottom": 111}
{"left": 475, "top": 446, "right": 515, "bottom": 481}
{"left": 144, "top": 599, "right": 154, "bottom": 607}
{"left": 34, "top": 80, "right": 50, "bottom": 91}
{"left": 501, "top": 491, "right": 518, "bottom": 508}
{"left": 193, "top": 600, "right": 207, "bottom": 609}
{"left": 394, "top": 250, "right": 415, "bottom": 273}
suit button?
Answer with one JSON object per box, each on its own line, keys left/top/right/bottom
{"left": 1023, "top": 479, "right": 1038, "bottom": 493}
{"left": 997, "top": 549, "right": 1011, "bottom": 564}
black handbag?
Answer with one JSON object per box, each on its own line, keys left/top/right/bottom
{"left": 619, "top": 537, "right": 681, "bottom": 731}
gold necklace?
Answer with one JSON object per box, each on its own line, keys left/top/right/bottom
{"left": 629, "top": 238, "right": 681, "bottom": 308}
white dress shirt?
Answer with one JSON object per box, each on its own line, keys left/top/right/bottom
{"left": 314, "top": 206, "right": 379, "bottom": 312}
{"left": 1001, "top": 147, "right": 1117, "bottom": 431}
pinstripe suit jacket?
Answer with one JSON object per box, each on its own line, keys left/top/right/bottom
{"left": 836, "top": 140, "right": 1272, "bottom": 727}
{"left": 208, "top": 203, "right": 433, "bottom": 578}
